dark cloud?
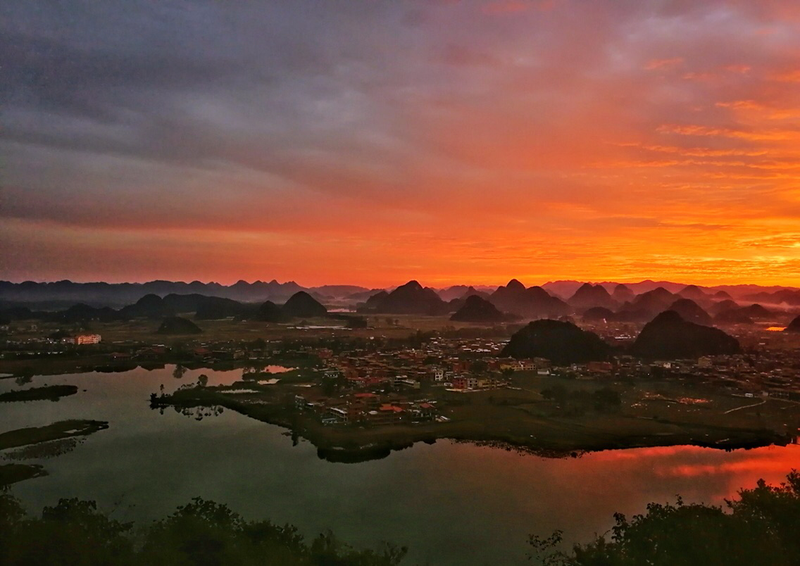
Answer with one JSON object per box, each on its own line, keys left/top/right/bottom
{"left": 2, "top": 0, "right": 800, "bottom": 284}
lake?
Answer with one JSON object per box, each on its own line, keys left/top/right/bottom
{"left": 1, "top": 366, "right": 798, "bottom": 565}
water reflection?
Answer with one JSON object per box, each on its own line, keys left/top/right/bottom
{"left": 0, "top": 366, "right": 798, "bottom": 565}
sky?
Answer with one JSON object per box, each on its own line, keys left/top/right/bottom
{"left": 2, "top": 0, "right": 800, "bottom": 288}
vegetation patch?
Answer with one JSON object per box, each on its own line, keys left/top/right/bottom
{"left": 0, "top": 420, "right": 108, "bottom": 451}
{"left": 0, "top": 385, "right": 79, "bottom": 403}
{"left": 0, "top": 463, "right": 47, "bottom": 487}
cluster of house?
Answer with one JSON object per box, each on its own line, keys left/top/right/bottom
{"left": 293, "top": 391, "right": 444, "bottom": 426}
{"left": 74, "top": 334, "right": 102, "bottom": 345}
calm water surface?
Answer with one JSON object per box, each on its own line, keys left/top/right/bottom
{"left": 1, "top": 366, "right": 798, "bottom": 565}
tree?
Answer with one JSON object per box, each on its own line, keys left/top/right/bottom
{"left": 533, "top": 471, "right": 800, "bottom": 566}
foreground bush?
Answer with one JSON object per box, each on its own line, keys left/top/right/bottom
{"left": 530, "top": 470, "right": 800, "bottom": 565}
{"left": 0, "top": 494, "right": 406, "bottom": 566}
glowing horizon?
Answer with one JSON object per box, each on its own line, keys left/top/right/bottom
{"left": 3, "top": 1, "right": 800, "bottom": 288}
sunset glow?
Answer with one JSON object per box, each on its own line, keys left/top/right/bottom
{"left": 3, "top": 1, "right": 800, "bottom": 286}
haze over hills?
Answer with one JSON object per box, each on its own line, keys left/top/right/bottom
{"left": 2, "top": 279, "right": 800, "bottom": 321}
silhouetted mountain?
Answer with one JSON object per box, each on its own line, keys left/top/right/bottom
{"left": 0, "top": 279, "right": 305, "bottom": 307}
{"left": 737, "top": 304, "right": 774, "bottom": 320}
{"left": 308, "top": 285, "right": 369, "bottom": 298}
{"left": 785, "top": 316, "right": 800, "bottom": 332}
{"left": 347, "top": 289, "right": 386, "bottom": 302}
{"left": 713, "top": 309, "right": 754, "bottom": 325}
{"left": 540, "top": 280, "right": 585, "bottom": 299}
{"left": 193, "top": 296, "right": 252, "bottom": 320}
{"left": 450, "top": 295, "right": 511, "bottom": 323}
{"left": 620, "top": 287, "right": 676, "bottom": 320}
{"left": 613, "top": 305, "right": 654, "bottom": 323}
{"left": 120, "top": 294, "right": 175, "bottom": 319}
{"left": 612, "top": 284, "right": 635, "bottom": 303}
{"left": 678, "top": 285, "right": 707, "bottom": 301}
{"left": 55, "top": 303, "right": 123, "bottom": 323}
{"left": 568, "top": 283, "right": 618, "bottom": 310}
{"left": 712, "top": 290, "right": 734, "bottom": 301}
{"left": 490, "top": 280, "right": 570, "bottom": 318}
{"left": 253, "top": 301, "right": 288, "bottom": 323}
{"left": 361, "top": 290, "right": 389, "bottom": 310}
{"left": 667, "top": 299, "right": 712, "bottom": 325}
{"left": 709, "top": 299, "right": 740, "bottom": 317}
{"left": 447, "top": 287, "right": 492, "bottom": 311}
{"left": 0, "top": 306, "right": 35, "bottom": 320}
{"left": 631, "top": 311, "right": 741, "bottom": 359}
{"left": 437, "top": 285, "right": 471, "bottom": 302}
{"left": 582, "top": 307, "right": 615, "bottom": 322}
{"left": 365, "top": 281, "right": 448, "bottom": 315}
{"left": 157, "top": 317, "right": 202, "bottom": 335}
{"left": 462, "top": 286, "right": 490, "bottom": 300}
{"left": 281, "top": 292, "right": 328, "bottom": 318}
{"left": 743, "top": 289, "right": 800, "bottom": 306}
{"left": 501, "top": 319, "right": 611, "bottom": 365}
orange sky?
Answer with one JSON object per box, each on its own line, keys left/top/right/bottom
{"left": 2, "top": 1, "right": 800, "bottom": 287}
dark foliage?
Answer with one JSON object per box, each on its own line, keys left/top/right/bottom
{"left": 532, "top": 471, "right": 800, "bottom": 566}
{"left": 0, "top": 494, "right": 407, "bottom": 566}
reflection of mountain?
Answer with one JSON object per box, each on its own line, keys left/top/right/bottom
{"left": 631, "top": 311, "right": 740, "bottom": 359}
{"left": 501, "top": 319, "right": 611, "bottom": 364}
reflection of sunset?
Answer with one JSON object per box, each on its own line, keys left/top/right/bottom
{"left": 4, "top": 2, "right": 800, "bottom": 286}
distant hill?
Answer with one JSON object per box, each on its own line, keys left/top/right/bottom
{"left": 490, "top": 280, "right": 570, "bottom": 318}
{"left": 308, "top": 285, "right": 369, "bottom": 298}
{"left": 617, "top": 287, "right": 676, "bottom": 321}
{"left": 582, "top": 306, "right": 615, "bottom": 322}
{"left": 612, "top": 284, "right": 635, "bottom": 303}
{"left": 677, "top": 285, "right": 708, "bottom": 301}
{"left": 157, "top": 317, "right": 202, "bottom": 335}
{"left": 501, "top": 319, "right": 611, "bottom": 365}
{"left": 568, "top": 283, "right": 618, "bottom": 310}
{"left": 281, "top": 292, "right": 327, "bottom": 318}
{"left": 362, "top": 281, "right": 448, "bottom": 315}
{"left": 737, "top": 304, "right": 774, "bottom": 320}
{"left": 785, "top": 315, "right": 800, "bottom": 332}
{"left": 0, "top": 279, "right": 305, "bottom": 307}
{"left": 437, "top": 285, "right": 471, "bottom": 302}
{"left": 361, "top": 290, "right": 389, "bottom": 310}
{"left": 666, "top": 298, "right": 712, "bottom": 325}
{"left": 709, "top": 299, "right": 740, "bottom": 317}
{"left": 742, "top": 289, "right": 800, "bottom": 306}
{"left": 253, "top": 301, "right": 288, "bottom": 323}
{"left": 631, "top": 311, "right": 741, "bottom": 359}
{"left": 447, "top": 287, "right": 492, "bottom": 311}
{"left": 713, "top": 309, "right": 754, "bottom": 325}
{"left": 450, "top": 295, "right": 511, "bottom": 323}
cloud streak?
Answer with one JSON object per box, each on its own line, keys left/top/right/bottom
{"left": 2, "top": 0, "right": 800, "bottom": 286}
